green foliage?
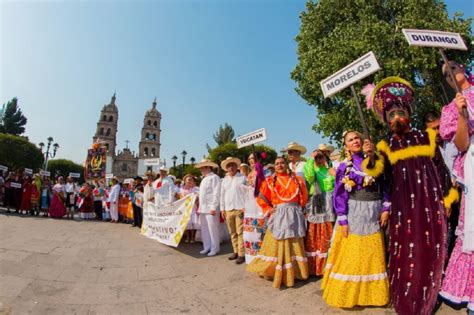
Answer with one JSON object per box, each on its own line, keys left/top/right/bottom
{"left": 0, "top": 98, "right": 28, "bottom": 135}
{"left": 292, "top": 0, "right": 473, "bottom": 143}
{"left": 47, "top": 159, "right": 85, "bottom": 182}
{"left": 169, "top": 164, "right": 201, "bottom": 179}
{"left": 212, "top": 123, "right": 235, "bottom": 146}
{"left": 208, "top": 143, "right": 277, "bottom": 172}
{"left": 0, "top": 133, "right": 44, "bottom": 171}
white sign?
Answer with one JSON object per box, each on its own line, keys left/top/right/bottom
{"left": 40, "top": 170, "right": 50, "bottom": 177}
{"left": 69, "top": 172, "right": 81, "bottom": 178}
{"left": 105, "top": 173, "right": 114, "bottom": 179}
{"left": 123, "top": 178, "right": 134, "bottom": 184}
{"left": 402, "top": 29, "right": 467, "bottom": 51}
{"left": 320, "top": 51, "right": 381, "bottom": 98}
{"left": 142, "top": 194, "right": 197, "bottom": 247}
{"left": 24, "top": 168, "right": 33, "bottom": 175}
{"left": 144, "top": 158, "right": 160, "bottom": 166}
{"left": 236, "top": 128, "right": 267, "bottom": 149}
{"left": 0, "top": 165, "right": 8, "bottom": 172}
{"left": 10, "top": 182, "right": 22, "bottom": 189}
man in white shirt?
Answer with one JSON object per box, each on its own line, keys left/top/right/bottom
{"left": 195, "top": 159, "right": 221, "bottom": 256}
{"left": 286, "top": 142, "right": 307, "bottom": 181}
{"left": 153, "top": 166, "right": 174, "bottom": 206}
{"left": 220, "top": 157, "right": 247, "bottom": 264}
{"left": 108, "top": 177, "right": 121, "bottom": 223}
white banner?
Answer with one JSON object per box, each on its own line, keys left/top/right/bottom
{"left": 24, "top": 168, "right": 33, "bottom": 175}
{"left": 40, "top": 170, "right": 50, "bottom": 177}
{"left": 141, "top": 194, "right": 196, "bottom": 247}
{"left": 144, "top": 158, "right": 160, "bottom": 166}
{"left": 236, "top": 128, "right": 267, "bottom": 149}
{"left": 69, "top": 172, "right": 81, "bottom": 178}
{"left": 320, "top": 51, "right": 381, "bottom": 98}
{"left": 402, "top": 29, "right": 468, "bottom": 51}
{"left": 10, "top": 182, "right": 22, "bottom": 189}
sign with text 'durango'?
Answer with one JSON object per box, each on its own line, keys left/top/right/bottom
{"left": 402, "top": 29, "right": 467, "bottom": 51}
{"left": 236, "top": 128, "right": 267, "bottom": 149}
{"left": 320, "top": 51, "right": 381, "bottom": 98}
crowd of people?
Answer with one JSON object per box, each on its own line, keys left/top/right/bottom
{"left": 0, "top": 62, "right": 472, "bottom": 315}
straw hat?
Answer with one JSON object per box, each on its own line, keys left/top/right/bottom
{"left": 221, "top": 157, "right": 241, "bottom": 170}
{"left": 286, "top": 142, "right": 307, "bottom": 155}
{"left": 195, "top": 159, "right": 218, "bottom": 169}
{"left": 318, "top": 143, "right": 335, "bottom": 153}
{"left": 159, "top": 165, "right": 169, "bottom": 172}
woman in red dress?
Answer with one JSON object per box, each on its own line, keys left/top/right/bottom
{"left": 20, "top": 176, "right": 32, "bottom": 215}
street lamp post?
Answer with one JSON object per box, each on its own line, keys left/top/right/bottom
{"left": 39, "top": 137, "right": 59, "bottom": 171}
{"left": 171, "top": 155, "right": 178, "bottom": 169}
{"left": 181, "top": 150, "right": 187, "bottom": 178}
{"left": 190, "top": 157, "right": 195, "bottom": 166}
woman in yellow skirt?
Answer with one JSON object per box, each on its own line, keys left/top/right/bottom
{"left": 321, "top": 130, "right": 389, "bottom": 307}
{"left": 247, "top": 156, "right": 309, "bottom": 288}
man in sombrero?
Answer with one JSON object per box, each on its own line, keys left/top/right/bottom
{"left": 362, "top": 76, "right": 455, "bottom": 315}
{"left": 195, "top": 159, "right": 221, "bottom": 256}
{"left": 220, "top": 157, "right": 247, "bottom": 264}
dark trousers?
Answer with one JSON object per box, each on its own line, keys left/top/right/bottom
{"left": 94, "top": 200, "right": 103, "bottom": 220}
{"left": 132, "top": 204, "right": 142, "bottom": 227}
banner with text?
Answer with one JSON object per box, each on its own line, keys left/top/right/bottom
{"left": 141, "top": 194, "right": 196, "bottom": 247}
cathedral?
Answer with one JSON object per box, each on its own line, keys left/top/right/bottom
{"left": 92, "top": 93, "right": 162, "bottom": 180}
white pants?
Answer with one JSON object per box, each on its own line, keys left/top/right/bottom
{"left": 109, "top": 202, "right": 118, "bottom": 220}
{"left": 200, "top": 213, "right": 220, "bottom": 253}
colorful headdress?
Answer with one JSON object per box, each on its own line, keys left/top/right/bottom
{"left": 370, "top": 76, "right": 414, "bottom": 122}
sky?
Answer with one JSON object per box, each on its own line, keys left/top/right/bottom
{"left": 1, "top": 0, "right": 473, "bottom": 166}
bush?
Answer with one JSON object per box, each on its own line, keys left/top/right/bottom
{"left": 0, "top": 133, "right": 44, "bottom": 172}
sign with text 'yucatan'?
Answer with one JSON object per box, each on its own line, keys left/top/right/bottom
{"left": 144, "top": 158, "right": 160, "bottom": 166}
{"left": 40, "top": 171, "right": 50, "bottom": 177}
{"left": 320, "top": 51, "right": 381, "bottom": 98}
{"left": 69, "top": 172, "right": 81, "bottom": 178}
{"left": 236, "top": 128, "right": 267, "bottom": 149}
{"left": 402, "top": 29, "right": 467, "bottom": 51}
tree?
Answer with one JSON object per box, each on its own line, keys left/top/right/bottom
{"left": 0, "top": 133, "right": 44, "bottom": 171}
{"left": 169, "top": 164, "right": 201, "bottom": 180}
{"left": 47, "top": 159, "right": 85, "bottom": 182}
{"left": 212, "top": 123, "right": 235, "bottom": 146}
{"left": 292, "top": 0, "right": 472, "bottom": 144}
{"left": 0, "top": 98, "right": 27, "bottom": 135}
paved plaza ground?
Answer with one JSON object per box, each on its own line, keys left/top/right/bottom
{"left": 0, "top": 210, "right": 466, "bottom": 315}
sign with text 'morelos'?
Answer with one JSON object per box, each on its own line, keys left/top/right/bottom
{"left": 320, "top": 51, "right": 381, "bottom": 98}
{"left": 236, "top": 128, "right": 267, "bottom": 149}
{"left": 144, "top": 158, "right": 160, "bottom": 166}
{"left": 402, "top": 29, "right": 467, "bottom": 51}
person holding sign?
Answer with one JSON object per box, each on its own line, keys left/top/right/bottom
{"left": 195, "top": 159, "right": 221, "bottom": 256}
{"left": 220, "top": 157, "right": 247, "bottom": 264}
{"left": 247, "top": 156, "right": 309, "bottom": 288}
{"left": 362, "top": 77, "right": 449, "bottom": 315}
{"left": 49, "top": 176, "right": 66, "bottom": 218}
{"left": 439, "top": 61, "right": 474, "bottom": 313}
{"left": 321, "top": 131, "right": 389, "bottom": 308}
{"left": 108, "top": 177, "right": 121, "bottom": 223}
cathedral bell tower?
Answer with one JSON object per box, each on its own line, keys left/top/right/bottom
{"left": 93, "top": 93, "right": 119, "bottom": 157}
{"left": 138, "top": 98, "right": 162, "bottom": 175}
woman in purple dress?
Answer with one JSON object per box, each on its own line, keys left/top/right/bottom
{"left": 363, "top": 77, "right": 450, "bottom": 315}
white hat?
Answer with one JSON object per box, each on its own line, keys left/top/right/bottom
{"left": 318, "top": 143, "right": 335, "bottom": 153}
{"left": 159, "top": 166, "right": 169, "bottom": 172}
{"left": 221, "top": 157, "right": 241, "bottom": 170}
{"left": 195, "top": 159, "right": 218, "bottom": 169}
{"left": 286, "top": 142, "right": 307, "bottom": 155}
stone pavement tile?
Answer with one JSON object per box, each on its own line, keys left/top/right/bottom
{"left": 15, "top": 279, "right": 74, "bottom": 305}
{"left": 97, "top": 267, "right": 139, "bottom": 284}
{"left": 19, "top": 264, "right": 66, "bottom": 281}
{"left": 137, "top": 264, "right": 176, "bottom": 281}
{"left": 65, "top": 282, "right": 120, "bottom": 305}
{"left": 0, "top": 250, "right": 33, "bottom": 262}
{"left": 89, "top": 303, "right": 147, "bottom": 315}
{"left": 26, "top": 253, "right": 63, "bottom": 266}
{"left": 0, "top": 259, "right": 29, "bottom": 277}
{"left": 54, "top": 255, "right": 82, "bottom": 267}
{"left": 56, "top": 266, "right": 101, "bottom": 283}
{"left": 9, "top": 299, "right": 38, "bottom": 314}
{"left": 32, "top": 303, "right": 91, "bottom": 315}
{"left": 0, "top": 275, "right": 34, "bottom": 299}
{"left": 145, "top": 296, "right": 211, "bottom": 314}
{"left": 50, "top": 247, "right": 82, "bottom": 256}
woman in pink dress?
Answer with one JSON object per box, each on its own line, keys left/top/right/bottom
{"left": 49, "top": 177, "right": 66, "bottom": 218}
{"left": 439, "top": 61, "right": 474, "bottom": 313}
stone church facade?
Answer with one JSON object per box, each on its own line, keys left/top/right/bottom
{"left": 92, "top": 94, "right": 162, "bottom": 181}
